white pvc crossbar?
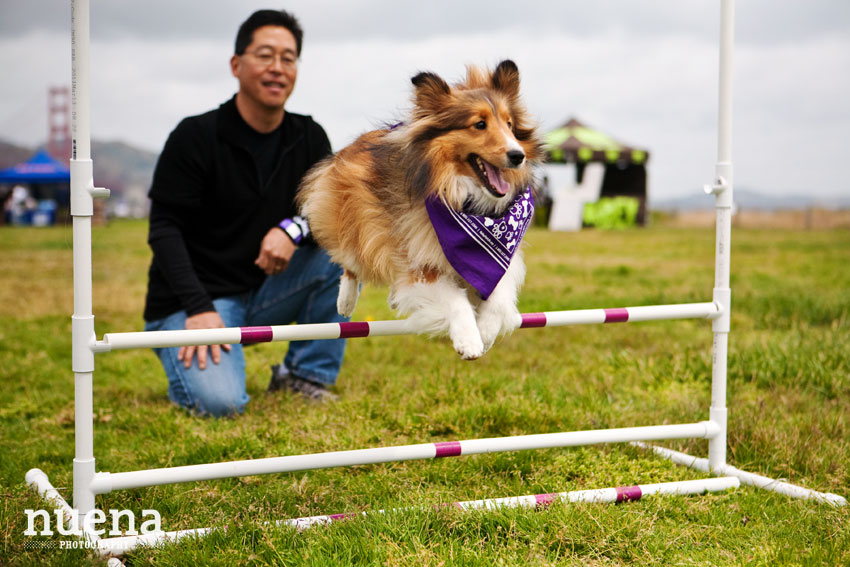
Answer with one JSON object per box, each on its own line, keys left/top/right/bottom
{"left": 95, "top": 302, "right": 720, "bottom": 351}
{"left": 89, "top": 421, "right": 720, "bottom": 494}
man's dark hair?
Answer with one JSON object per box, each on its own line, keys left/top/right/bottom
{"left": 234, "top": 9, "right": 304, "bottom": 56}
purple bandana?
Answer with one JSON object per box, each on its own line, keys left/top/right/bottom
{"left": 425, "top": 187, "right": 534, "bottom": 300}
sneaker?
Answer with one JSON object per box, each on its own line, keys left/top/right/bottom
{"left": 267, "top": 364, "right": 339, "bottom": 402}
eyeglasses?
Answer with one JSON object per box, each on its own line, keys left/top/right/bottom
{"left": 242, "top": 50, "right": 298, "bottom": 69}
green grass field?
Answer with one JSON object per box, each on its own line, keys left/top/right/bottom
{"left": 1, "top": 220, "right": 848, "bottom": 566}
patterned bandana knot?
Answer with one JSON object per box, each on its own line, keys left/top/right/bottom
{"left": 425, "top": 187, "right": 534, "bottom": 299}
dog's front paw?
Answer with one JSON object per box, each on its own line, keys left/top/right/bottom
{"left": 452, "top": 332, "right": 485, "bottom": 360}
{"left": 337, "top": 296, "right": 356, "bottom": 318}
{"left": 337, "top": 275, "right": 360, "bottom": 317}
{"left": 449, "top": 315, "right": 485, "bottom": 360}
{"left": 478, "top": 307, "right": 522, "bottom": 351}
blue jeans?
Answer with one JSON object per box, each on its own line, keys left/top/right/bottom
{"left": 145, "top": 246, "right": 347, "bottom": 417}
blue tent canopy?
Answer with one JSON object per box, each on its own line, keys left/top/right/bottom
{"left": 0, "top": 149, "right": 70, "bottom": 184}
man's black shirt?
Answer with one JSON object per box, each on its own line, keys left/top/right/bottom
{"left": 143, "top": 96, "right": 331, "bottom": 321}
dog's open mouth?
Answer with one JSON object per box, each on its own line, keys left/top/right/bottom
{"left": 468, "top": 155, "right": 510, "bottom": 198}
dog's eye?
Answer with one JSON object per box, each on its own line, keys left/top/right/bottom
{"left": 507, "top": 120, "right": 513, "bottom": 129}
{"left": 474, "top": 121, "right": 487, "bottom": 130}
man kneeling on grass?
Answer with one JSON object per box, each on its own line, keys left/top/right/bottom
{"left": 143, "top": 9, "right": 347, "bottom": 416}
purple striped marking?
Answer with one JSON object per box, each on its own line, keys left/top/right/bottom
{"left": 434, "top": 441, "right": 462, "bottom": 458}
{"left": 240, "top": 326, "right": 273, "bottom": 344}
{"left": 328, "top": 512, "right": 358, "bottom": 521}
{"left": 604, "top": 308, "right": 629, "bottom": 323}
{"left": 615, "top": 485, "right": 642, "bottom": 502}
{"left": 520, "top": 312, "right": 547, "bottom": 328}
{"left": 534, "top": 493, "right": 558, "bottom": 507}
{"left": 339, "top": 321, "right": 370, "bottom": 338}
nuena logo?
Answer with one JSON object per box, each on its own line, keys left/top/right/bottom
{"left": 24, "top": 508, "right": 161, "bottom": 537}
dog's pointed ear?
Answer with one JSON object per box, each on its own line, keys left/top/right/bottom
{"left": 411, "top": 71, "right": 451, "bottom": 111}
{"left": 491, "top": 59, "right": 520, "bottom": 98}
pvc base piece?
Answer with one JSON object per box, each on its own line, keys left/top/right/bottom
{"left": 633, "top": 443, "right": 847, "bottom": 506}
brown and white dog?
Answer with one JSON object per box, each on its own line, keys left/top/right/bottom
{"left": 297, "top": 60, "right": 542, "bottom": 359}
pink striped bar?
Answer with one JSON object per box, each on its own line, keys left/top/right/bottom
{"left": 615, "top": 485, "right": 643, "bottom": 502}
{"left": 338, "top": 321, "right": 370, "bottom": 338}
{"left": 520, "top": 313, "right": 547, "bottom": 328}
{"left": 275, "top": 478, "right": 739, "bottom": 534}
{"left": 604, "top": 308, "right": 630, "bottom": 323}
{"left": 133, "top": 479, "right": 737, "bottom": 550}
{"left": 240, "top": 326, "right": 274, "bottom": 344}
{"left": 434, "top": 441, "right": 463, "bottom": 458}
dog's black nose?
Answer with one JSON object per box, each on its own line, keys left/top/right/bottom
{"left": 507, "top": 150, "right": 525, "bottom": 167}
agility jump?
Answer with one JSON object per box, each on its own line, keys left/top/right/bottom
{"left": 26, "top": 0, "right": 846, "bottom": 561}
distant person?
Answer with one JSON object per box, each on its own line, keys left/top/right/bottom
{"left": 143, "top": 9, "right": 347, "bottom": 417}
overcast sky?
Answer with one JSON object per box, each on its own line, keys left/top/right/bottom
{"left": 1, "top": 0, "right": 848, "bottom": 202}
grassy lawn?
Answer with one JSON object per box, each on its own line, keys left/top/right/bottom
{"left": 1, "top": 220, "right": 848, "bottom": 566}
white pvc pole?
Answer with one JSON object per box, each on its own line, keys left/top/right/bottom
{"left": 70, "top": 0, "right": 97, "bottom": 519}
{"left": 707, "top": 0, "right": 735, "bottom": 473}
{"left": 96, "top": 302, "right": 720, "bottom": 351}
{"left": 89, "top": 421, "right": 719, "bottom": 494}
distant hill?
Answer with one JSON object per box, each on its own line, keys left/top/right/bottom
{"left": 0, "top": 140, "right": 35, "bottom": 170}
{"left": 652, "top": 188, "right": 850, "bottom": 211}
{"left": 0, "top": 138, "right": 157, "bottom": 217}
{"left": 91, "top": 140, "right": 158, "bottom": 196}
{"left": 0, "top": 138, "right": 157, "bottom": 195}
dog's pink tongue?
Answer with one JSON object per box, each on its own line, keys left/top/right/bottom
{"left": 483, "top": 161, "right": 510, "bottom": 195}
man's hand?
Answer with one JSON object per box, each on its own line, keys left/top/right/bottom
{"left": 178, "top": 311, "right": 232, "bottom": 369}
{"left": 255, "top": 227, "right": 296, "bottom": 275}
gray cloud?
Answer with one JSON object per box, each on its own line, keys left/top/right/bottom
{"left": 1, "top": 0, "right": 848, "bottom": 201}
{"left": 3, "top": 1, "right": 849, "bottom": 45}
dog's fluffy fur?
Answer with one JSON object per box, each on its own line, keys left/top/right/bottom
{"left": 297, "top": 60, "right": 543, "bottom": 359}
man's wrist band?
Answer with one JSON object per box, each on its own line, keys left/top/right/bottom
{"left": 279, "top": 216, "right": 310, "bottom": 245}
